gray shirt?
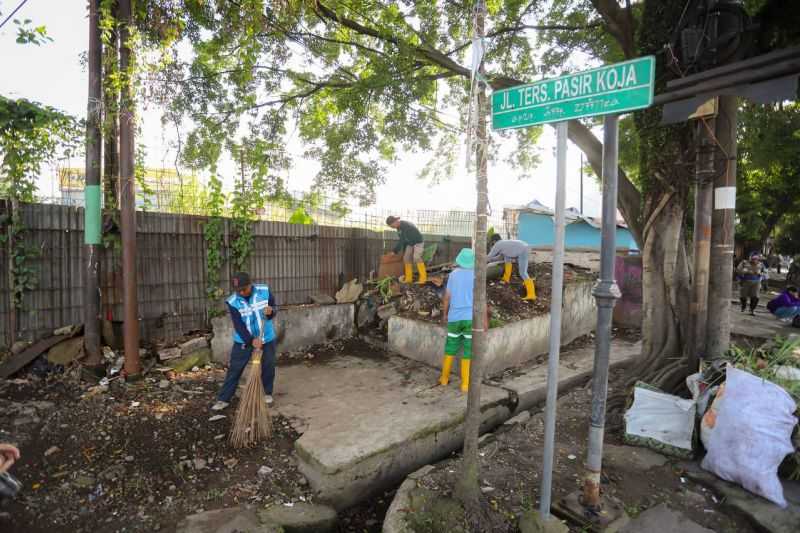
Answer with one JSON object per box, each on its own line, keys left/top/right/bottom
{"left": 487, "top": 240, "right": 530, "bottom": 263}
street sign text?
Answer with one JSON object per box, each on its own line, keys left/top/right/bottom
{"left": 492, "top": 56, "right": 655, "bottom": 129}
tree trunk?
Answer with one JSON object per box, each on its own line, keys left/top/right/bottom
{"left": 612, "top": 0, "right": 696, "bottom": 395}
{"left": 455, "top": 3, "right": 492, "bottom": 530}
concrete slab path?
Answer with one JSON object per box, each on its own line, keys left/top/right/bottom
{"left": 273, "top": 339, "right": 641, "bottom": 509}
{"left": 730, "top": 305, "right": 798, "bottom": 340}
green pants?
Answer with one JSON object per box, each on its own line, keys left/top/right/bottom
{"left": 445, "top": 320, "right": 472, "bottom": 359}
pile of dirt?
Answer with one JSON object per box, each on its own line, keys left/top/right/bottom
{"left": 357, "top": 262, "right": 596, "bottom": 334}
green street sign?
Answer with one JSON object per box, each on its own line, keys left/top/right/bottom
{"left": 491, "top": 56, "right": 655, "bottom": 130}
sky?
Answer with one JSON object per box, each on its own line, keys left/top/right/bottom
{"left": 0, "top": 0, "right": 605, "bottom": 217}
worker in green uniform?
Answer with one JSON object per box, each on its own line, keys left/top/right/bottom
{"left": 386, "top": 216, "right": 427, "bottom": 284}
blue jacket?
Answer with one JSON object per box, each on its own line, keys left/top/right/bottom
{"left": 227, "top": 285, "right": 277, "bottom": 346}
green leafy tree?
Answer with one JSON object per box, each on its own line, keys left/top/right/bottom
{"left": 736, "top": 102, "right": 800, "bottom": 246}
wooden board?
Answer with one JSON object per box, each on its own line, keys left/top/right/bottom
{"left": 0, "top": 335, "right": 70, "bottom": 378}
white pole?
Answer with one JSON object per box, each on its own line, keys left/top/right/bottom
{"left": 539, "top": 120, "right": 568, "bottom": 519}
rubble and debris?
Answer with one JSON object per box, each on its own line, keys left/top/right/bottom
{"left": 158, "top": 346, "right": 182, "bottom": 361}
{"left": 47, "top": 337, "right": 85, "bottom": 365}
{"left": 335, "top": 279, "right": 363, "bottom": 303}
{"left": 180, "top": 336, "right": 209, "bottom": 356}
{"left": 168, "top": 348, "right": 212, "bottom": 373}
{"left": 310, "top": 292, "right": 336, "bottom": 305}
{"left": 0, "top": 334, "right": 72, "bottom": 378}
{"left": 624, "top": 382, "right": 696, "bottom": 458}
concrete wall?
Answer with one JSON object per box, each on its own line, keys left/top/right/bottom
{"left": 518, "top": 212, "right": 554, "bottom": 247}
{"left": 211, "top": 304, "right": 355, "bottom": 363}
{"left": 388, "top": 280, "right": 597, "bottom": 376}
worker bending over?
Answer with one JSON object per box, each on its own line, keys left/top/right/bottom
{"left": 487, "top": 238, "right": 536, "bottom": 301}
{"left": 386, "top": 216, "right": 427, "bottom": 284}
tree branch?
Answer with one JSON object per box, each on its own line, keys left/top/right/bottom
{"left": 589, "top": 0, "right": 637, "bottom": 58}
{"left": 445, "top": 22, "right": 604, "bottom": 56}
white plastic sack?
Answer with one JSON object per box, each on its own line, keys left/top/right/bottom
{"left": 701, "top": 366, "right": 798, "bottom": 508}
{"left": 624, "top": 385, "right": 696, "bottom": 456}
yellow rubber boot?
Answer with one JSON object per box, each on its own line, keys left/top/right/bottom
{"left": 403, "top": 263, "right": 413, "bottom": 284}
{"left": 460, "top": 359, "right": 471, "bottom": 393}
{"left": 439, "top": 355, "right": 454, "bottom": 386}
{"left": 501, "top": 262, "right": 513, "bottom": 284}
{"left": 523, "top": 278, "right": 537, "bottom": 301}
{"left": 416, "top": 262, "right": 428, "bottom": 285}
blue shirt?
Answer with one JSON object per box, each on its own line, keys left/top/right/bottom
{"left": 446, "top": 268, "right": 474, "bottom": 322}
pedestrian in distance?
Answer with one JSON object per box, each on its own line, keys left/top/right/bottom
{"left": 487, "top": 238, "right": 536, "bottom": 301}
{"left": 439, "top": 248, "right": 482, "bottom": 393}
{"left": 212, "top": 272, "right": 278, "bottom": 411}
{"left": 737, "top": 252, "right": 766, "bottom": 316}
{"left": 386, "top": 216, "right": 427, "bottom": 285}
{"left": 767, "top": 286, "right": 800, "bottom": 321}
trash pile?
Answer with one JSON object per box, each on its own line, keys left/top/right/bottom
{"left": 0, "top": 323, "right": 213, "bottom": 385}
{"left": 625, "top": 336, "right": 800, "bottom": 508}
{"left": 353, "top": 261, "right": 596, "bottom": 338}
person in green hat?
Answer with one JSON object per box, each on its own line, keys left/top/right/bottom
{"left": 440, "top": 248, "right": 477, "bottom": 393}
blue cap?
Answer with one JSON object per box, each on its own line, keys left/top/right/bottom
{"left": 455, "top": 248, "right": 475, "bottom": 269}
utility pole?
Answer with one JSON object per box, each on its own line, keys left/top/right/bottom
{"left": 582, "top": 114, "right": 621, "bottom": 509}
{"left": 83, "top": 0, "right": 103, "bottom": 369}
{"left": 539, "top": 121, "right": 568, "bottom": 520}
{"left": 119, "top": 0, "right": 141, "bottom": 377}
{"left": 705, "top": 96, "right": 737, "bottom": 359}
{"left": 687, "top": 118, "right": 715, "bottom": 369}
{"left": 705, "top": 1, "right": 742, "bottom": 359}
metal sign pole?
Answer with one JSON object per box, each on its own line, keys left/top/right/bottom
{"left": 539, "top": 120, "right": 568, "bottom": 519}
{"left": 583, "top": 114, "right": 621, "bottom": 507}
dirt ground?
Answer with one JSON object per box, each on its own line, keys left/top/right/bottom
{"left": 395, "top": 263, "right": 596, "bottom": 326}
{"left": 413, "top": 368, "right": 758, "bottom": 533}
{"left": 0, "top": 358, "right": 389, "bottom": 533}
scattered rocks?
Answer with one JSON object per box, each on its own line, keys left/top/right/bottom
{"left": 258, "top": 502, "right": 337, "bottom": 533}
{"left": 158, "top": 347, "right": 182, "bottom": 362}
{"left": 208, "top": 415, "right": 226, "bottom": 422}
{"left": 159, "top": 379, "right": 171, "bottom": 389}
{"left": 193, "top": 458, "right": 208, "bottom": 470}
{"left": 73, "top": 475, "right": 96, "bottom": 490}
{"left": 504, "top": 411, "right": 532, "bottom": 426}
{"left": 258, "top": 466, "right": 273, "bottom": 477}
{"left": 310, "top": 293, "right": 336, "bottom": 305}
{"left": 44, "top": 446, "right": 61, "bottom": 457}
{"left": 224, "top": 458, "right": 239, "bottom": 469}
{"left": 180, "top": 337, "right": 210, "bottom": 356}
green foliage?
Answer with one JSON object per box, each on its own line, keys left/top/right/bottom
{"left": 167, "top": 173, "right": 211, "bottom": 215}
{"left": 288, "top": 207, "right": 314, "bottom": 225}
{"left": 736, "top": 103, "right": 800, "bottom": 245}
{"left": 375, "top": 276, "right": 394, "bottom": 304}
{"left": 13, "top": 18, "right": 52, "bottom": 46}
{"left": 0, "top": 96, "right": 81, "bottom": 308}
{"left": 203, "top": 174, "right": 226, "bottom": 300}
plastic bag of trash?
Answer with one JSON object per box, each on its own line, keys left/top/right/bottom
{"left": 624, "top": 382, "right": 696, "bottom": 458}
{"left": 701, "top": 366, "right": 797, "bottom": 508}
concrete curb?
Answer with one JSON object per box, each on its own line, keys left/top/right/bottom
{"left": 380, "top": 342, "right": 640, "bottom": 531}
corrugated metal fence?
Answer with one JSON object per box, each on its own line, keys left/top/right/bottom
{"left": 0, "top": 203, "right": 470, "bottom": 346}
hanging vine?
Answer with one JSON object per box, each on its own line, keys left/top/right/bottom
{"left": 203, "top": 173, "right": 226, "bottom": 301}
{"left": 0, "top": 96, "right": 80, "bottom": 309}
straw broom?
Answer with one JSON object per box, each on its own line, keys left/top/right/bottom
{"left": 229, "top": 348, "right": 272, "bottom": 448}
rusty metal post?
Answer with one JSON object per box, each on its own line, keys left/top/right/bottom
{"left": 119, "top": 0, "right": 140, "bottom": 377}
{"left": 83, "top": 0, "right": 103, "bottom": 368}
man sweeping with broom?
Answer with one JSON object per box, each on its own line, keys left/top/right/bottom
{"left": 212, "top": 272, "right": 278, "bottom": 412}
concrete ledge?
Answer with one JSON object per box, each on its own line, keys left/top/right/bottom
{"left": 295, "top": 372, "right": 512, "bottom": 510}
{"left": 388, "top": 281, "right": 597, "bottom": 376}
{"left": 211, "top": 304, "right": 355, "bottom": 363}
{"left": 502, "top": 340, "right": 641, "bottom": 414}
